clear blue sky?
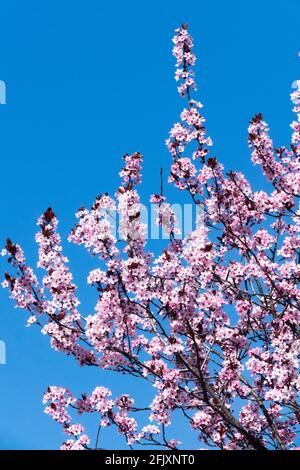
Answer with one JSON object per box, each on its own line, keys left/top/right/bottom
{"left": 0, "top": 0, "right": 299, "bottom": 449}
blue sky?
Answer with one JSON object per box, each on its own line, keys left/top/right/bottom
{"left": 0, "top": 0, "right": 299, "bottom": 449}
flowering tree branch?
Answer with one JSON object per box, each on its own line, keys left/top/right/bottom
{"left": 2, "top": 24, "right": 300, "bottom": 450}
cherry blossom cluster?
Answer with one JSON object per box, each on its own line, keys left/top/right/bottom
{"left": 2, "top": 239, "right": 43, "bottom": 318}
{"left": 150, "top": 194, "right": 180, "bottom": 238}
{"left": 291, "top": 80, "right": 300, "bottom": 152}
{"left": 2, "top": 24, "right": 300, "bottom": 450}
{"left": 167, "top": 25, "right": 213, "bottom": 207}
{"left": 43, "top": 385, "right": 178, "bottom": 449}
{"left": 172, "top": 23, "right": 196, "bottom": 97}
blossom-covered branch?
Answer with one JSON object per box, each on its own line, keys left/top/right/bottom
{"left": 2, "top": 24, "right": 300, "bottom": 450}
